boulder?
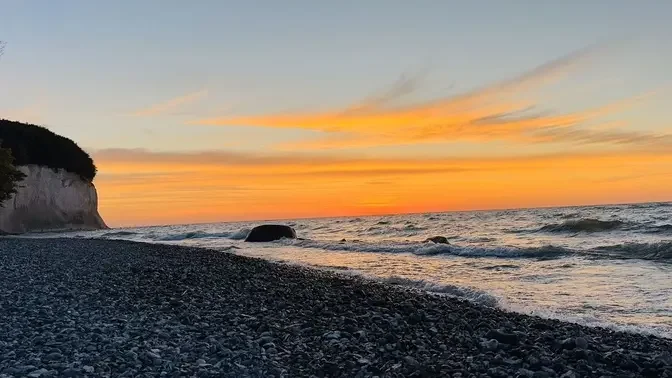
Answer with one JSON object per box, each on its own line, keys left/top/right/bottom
{"left": 424, "top": 236, "right": 449, "bottom": 244}
{"left": 244, "top": 225, "right": 297, "bottom": 242}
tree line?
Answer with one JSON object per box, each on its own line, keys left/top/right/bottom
{"left": 0, "top": 119, "right": 97, "bottom": 181}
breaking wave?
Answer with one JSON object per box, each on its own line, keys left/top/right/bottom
{"left": 380, "top": 276, "right": 499, "bottom": 307}
{"left": 154, "top": 228, "right": 250, "bottom": 241}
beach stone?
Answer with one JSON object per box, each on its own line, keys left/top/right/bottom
{"left": 27, "top": 369, "right": 49, "bottom": 378}
{"left": 424, "top": 236, "right": 449, "bottom": 244}
{"left": 486, "top": 329, "right": 519, "bottom": 345}
{"left": 62, "top": 368, "right": 82, "bottom": 377}
{"left": 244, "top": 225, "right": 297, "bottom": 242}
{"left": 482, "top": 339, "right": 500, "bottom": 351}
{"left": 44, "top": 352, "right": 63, "bottom": 361}
{"left": 561, "top": 338, "right": 576, "bottom": 350}
{"left": 2, "top": 238, "right": 672, "bottom": 378}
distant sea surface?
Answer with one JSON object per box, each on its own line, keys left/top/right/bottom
{"left": 32, "top": 202, "right": 672, "bottom": 338}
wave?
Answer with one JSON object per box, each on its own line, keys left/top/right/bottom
{"left": 154, "top": 228, "right": 250, "bottom": 241}
{"left": 588, "top": 242, "right": 672, "bottom": 262}
{"left": 283, "top": 237, "right": 672, "bottom": 263}
{"left": 285, "top": 239, "right": 573, "bottom": 260}
{"left": 101, "top": 231, "right": 138, "bottom": 237}
{"left": 643, "top": 224, "right": 672, "bottom": 234}
{"left": 538, "top": 218, "right": 624, "bottom": 233}
{"left": 380, "top": 276, "right": 499, "bottom": 307}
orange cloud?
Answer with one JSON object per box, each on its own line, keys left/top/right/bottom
{"left": 93, "top": 148, "right": 672, "bottom": 226}
{"left": 192, "top": 44, "right": 671, "bottom": 151}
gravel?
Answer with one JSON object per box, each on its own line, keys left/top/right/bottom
{"left": 0, "top": 238, "right": 670, "bottom": 377}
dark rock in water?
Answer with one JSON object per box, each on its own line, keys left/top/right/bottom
{"left": 424, "top": 236, "right": 449, "bottom": 244}
{"left": 244, "top": 225, "right": 297, "bottom": 242}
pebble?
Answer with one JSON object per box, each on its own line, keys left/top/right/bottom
{"left": 0, "top": 238, "right": 670, "bottom": 378}
{"left": 61, "top": 368, "right": 81, "bottom": 377}
{"left": 482, "top": 339, "right": 500, "bottom": 351}
{"left": 27, "top": 369, "right": 49, "bottom": 378}
{"left": 485, "top": 329, "right": 519, "bottom": 345}
{"left": 574, "top": 337, "right": 588, "bottom": 350}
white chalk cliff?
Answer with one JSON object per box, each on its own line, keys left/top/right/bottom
{"left": 0, "top": 165, "right": 107, "bottom": 234}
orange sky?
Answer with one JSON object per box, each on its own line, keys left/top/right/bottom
{"left": 89, "top": 44, "right": 672, "bottom": 227}
{"left": 94, "top": 148, "right": 672, "bottom": 226}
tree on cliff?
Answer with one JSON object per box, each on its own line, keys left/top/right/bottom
{"left": 0, "top": 120, "right": 97, "bottom": 181}
{"left": 0, "top": 146, "right": 26, "bottom": 206}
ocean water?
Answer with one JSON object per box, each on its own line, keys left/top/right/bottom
{"left": 34, "top": 202, "right": 672, "bottom": 338}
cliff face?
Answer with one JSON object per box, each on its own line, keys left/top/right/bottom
{"left": 0, "top": 165, "right": 107, "bottom": 234}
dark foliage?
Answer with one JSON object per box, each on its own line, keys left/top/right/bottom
{"left": 0, "top": 146, "right": 26, "bottom": 206}
{"left": 0, "top": 119, "right": 96, "bottom": 181}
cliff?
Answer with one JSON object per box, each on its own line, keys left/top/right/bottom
{"left": 0, "top": 165, "right": 107, "bottom": 233}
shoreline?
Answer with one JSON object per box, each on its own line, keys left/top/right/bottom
{"left": 1, "top": 238, "right": 670, "bottom": 377}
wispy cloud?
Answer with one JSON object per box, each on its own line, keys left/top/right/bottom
{"left": 132, "top": 89, "right": 208, "bottom": 117}
{"left": 192, "top": 43, "right": 671, "bottom": 151}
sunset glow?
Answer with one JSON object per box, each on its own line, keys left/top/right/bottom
{"left": 2, "top": 1, "right": 671, "bottom": 226}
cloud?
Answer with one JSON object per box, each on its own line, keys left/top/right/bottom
{"left": 132, "top": 89, "right": 208, "bottom": 117}
{"left": 92, "top": 147, "right": 672, "bottom": 177}
{"left": 192, "top": 43, "right": 671, "bottom": 151}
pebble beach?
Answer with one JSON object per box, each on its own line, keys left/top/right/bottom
{"left": 0, "top": 238, "right": 670, "bottom": 377}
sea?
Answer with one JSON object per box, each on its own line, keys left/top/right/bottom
{"left": 31, "top": 202, "right": 672, "bottom": 338}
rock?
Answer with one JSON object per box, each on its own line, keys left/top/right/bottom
{"left": 244, "top": 225, "right": 297, "bottom": 242}
{"left": 403, "top": 356, "right": 419, "bottom": 366}
{"left": 44, "top": 352, "right": 63, "bottom": 361}
{"left": 324, "top": 331, "right": 341, "bottom": 340}
{"left": 485, "top": 329, "right": 519, "bottom": 345}
{"left": 560, "top": 371, "right": 577, "bottom": 378}
{"left": 62, "top": 368, "right": 81, "bottom": 377}
{"left": 481, "top": 339, "right": 499, "bottom": 351}
{"left": 424, "top": 236, "right": 449, "bottom": 244}
{"left": 517, "top": 369, "right": 535, "bottom": 378}
{"left": 574, "top": 337, "right": 588, "bottom": 350}
{"left": 27, "top": 369, "right": 49, "bottom": 378}
{"left": 561, "top": 338, "right": 576, "bottom": 350}
{"left": 82, "top": 366, "right": 94, "bottom": 373}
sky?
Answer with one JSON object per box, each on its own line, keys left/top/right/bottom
{"left": 1, "top": 1, "right": 672, "bottom": 226}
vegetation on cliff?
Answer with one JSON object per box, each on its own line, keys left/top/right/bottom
{"left": 0, "top": 146, "right": 26, "bottom": 206}
{"left": 0, "top": 119, "right": 97, "bottom": 181}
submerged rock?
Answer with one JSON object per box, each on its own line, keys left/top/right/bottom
{"left": 244, "top": 225, "right": 297, "bottom": 242}
{"left": 424, "top": 236, "right": 449, "bottom": 244}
